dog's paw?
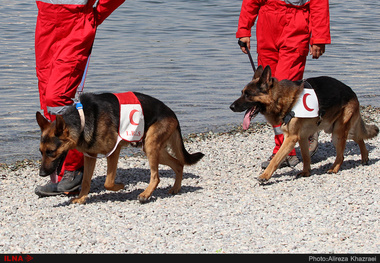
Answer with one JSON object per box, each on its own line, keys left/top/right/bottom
{"left": 104, "top": 183, "right": 125, "bottom": 192}
{"left": 296, "top": 171, "right": 311, "bottom": 178}
{"left": 257, "top": 172, "right": 271, "bottom": 183}
{"left": 168, "top": 186, "right": 181, "bottom": 195}
{"left": 327, "top": 167, "right": 339, "bottom": 174}
{"left": 257, "top": 174, "right": 270, "bottom": 184}
{"left": 71, "top": 196, "right": 88, "bottom": 205}
{"left": 137, "top": 194, "right": 151, "bottom": 204}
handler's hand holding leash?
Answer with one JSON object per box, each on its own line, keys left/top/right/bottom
{"left": 238, "top": 37, "right": 256, "bottom": 72}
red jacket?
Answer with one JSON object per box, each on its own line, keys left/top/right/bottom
{"left": 236, "top": 0, "right": 331, "bottom": 45}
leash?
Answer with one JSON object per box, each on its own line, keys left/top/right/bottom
{"left": 75, "top": 53, "right": 91, "bottom": 102}
{"left": 73, "top": 54, "right": 91, "bottom": 132}
{"left": 75, "top": 0, "right": 99, "bottom": 101}
{"left": 238, "top": 40, "right": 256, "bottom": 72}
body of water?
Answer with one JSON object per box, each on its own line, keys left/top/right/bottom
{"left": 0, "top": 0, "right": 379, "bottom": 163}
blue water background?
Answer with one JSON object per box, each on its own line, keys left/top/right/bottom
{"left": 0, "top": 0, "right": 379, "bottom": 163}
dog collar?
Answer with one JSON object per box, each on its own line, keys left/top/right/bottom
{"left": 75, "top": 102, "right": 85, "bottom": 132}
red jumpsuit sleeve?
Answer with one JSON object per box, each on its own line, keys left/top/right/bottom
{"left": 309, "top": 0, "right": 331, "bottom": 45}
{"left": 236, "top": 0, "right": 264, "bottom": 39}
{"left": 95, "top": 0, "right": 125, "bottom": 25}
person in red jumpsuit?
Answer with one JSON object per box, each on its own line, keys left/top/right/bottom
{"left": 236, "top": 0, "right": 331, "bottom": 168}
{"left": 34, "top": 0, "right": 125, "bottom": 197}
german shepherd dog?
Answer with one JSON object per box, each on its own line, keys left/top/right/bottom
{"left": 230, "top": 65, "right": 379, "bottom": 182}
{"left": 36, "top": 92, "right": 204, "bottom": 204}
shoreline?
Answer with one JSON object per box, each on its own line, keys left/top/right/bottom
{"left": 1, "top": 105, "right": 379, "bottom": 171}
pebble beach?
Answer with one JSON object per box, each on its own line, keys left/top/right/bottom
{"left": 0, "top": 106, "right": 379, "bottom": 254}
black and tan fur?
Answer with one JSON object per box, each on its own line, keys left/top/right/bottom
{"left": 230, "top": 65, "right": 379, "bottom": 182}
{"left": 36, "top": 92, "right": 204, "bottom": 204}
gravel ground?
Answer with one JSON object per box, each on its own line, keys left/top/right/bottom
{"left": 0, "top": 106, "right": 379, "bottom": 254}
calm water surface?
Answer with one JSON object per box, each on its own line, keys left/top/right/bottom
{"left": 0, "top": 0, "right": 379, "bottom": 163}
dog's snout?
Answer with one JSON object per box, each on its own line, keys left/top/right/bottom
{"left": 230, "top": 103, "right": 236, "bottom": 111}
{"left": 39, "top": 167, "right": 48, "bottom": 177}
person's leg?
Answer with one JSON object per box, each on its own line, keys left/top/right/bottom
{"left": 269, "top": 46, "right": 307, "bottom": 160}
{"left": 42, "top": 6, "right": 98, "bottom": 181}
{"left": 257, "top": 42, "right": 300, "bottom": 167}
{"left": 275, "top": 46, "right": 307, "bottom": 83}
{"left": 34, "top": 3, "right": 96, "bottom": 196}
{"left": 35, "top": 1, "right": 126, "bottom": 196}
{"left": 272, "top": 7, "right": 311, "bottom": 162}
{"left": 255, "top": 7, "right": 297, "bottom": 168}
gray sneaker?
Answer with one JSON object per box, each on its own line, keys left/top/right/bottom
{"left": 261, "top": 154, "right": 300, "bottom": 169}
{"left": 57, "top": 168, "right": 83, "bottom": 192}
{"left": 284, "top": 155, "right": 300, "bottom": 167}
{"left": 35, "top": 181, "right": 60, "bottom": 197}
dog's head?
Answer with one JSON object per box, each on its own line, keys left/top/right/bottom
{"left": 230, "top": 65, "right": 274, "bottom": 128}
{"left": 36, "top": 112, "right": 74, "bottom": 182}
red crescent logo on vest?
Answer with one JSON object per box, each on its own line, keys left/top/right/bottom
{"left": 303, "top": 93, "right": 314, "bottom": 112}
{"left": 129, "top": 109, "right": 139, "bottom": 125}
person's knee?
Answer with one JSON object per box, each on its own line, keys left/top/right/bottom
{"left": 45, "top": 91, "right": 72, "bottom": 116}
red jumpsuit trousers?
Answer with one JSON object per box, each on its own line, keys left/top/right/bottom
{"left": 236, "top": 0, "right": 331, "bottom": 155}
{"left": 35, "top": 0, "right": 125, "bottom": 180}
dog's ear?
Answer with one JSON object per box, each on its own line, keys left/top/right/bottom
{"left": 54, "top": 115, "right": 67, "bottom": 137}
{"left": 36, "top": 111, "right": 50, "bottom": 131}
{"left": 253, "top": 65, "right": 264, "bottom": 80}
{"left": 260, "top": 65, "right": 272, "bottom": 84}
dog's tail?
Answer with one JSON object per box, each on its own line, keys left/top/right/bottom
{"left": 351, "top": 116, "right": 379, "bottom": 140}
{"left": 177, "top": 126, "right": 204, "bottom": 165}
{"left": 184, "top": 150, "right": 205, "bottom": 165}
{"left": 363, "top": 122, "right": 379, "bottom": 139}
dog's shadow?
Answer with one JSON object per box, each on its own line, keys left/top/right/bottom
{"left": 57, "top": 167, "right": 202, "bottom": 206}
{"left": 260, "top": 140, "right": 379, "bottom": 185}
{"left": 310, "top": 140, "right": 377, "bottom": 164}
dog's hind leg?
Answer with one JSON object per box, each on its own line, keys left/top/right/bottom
{"left": 139, "top": 142, "right": 160, "bottom": 203}
{"left": 350, "top": 116, "right": 369, "bottom": 165}
{"left": 138, "top": 118, "right": 179, "bottom": 203}
{"left": 163, "top": 130, "right": 185, "bottom": 195}
{"left": 329, "top": 121, "right": 349, "bottom": 174}
{"left": 354, "top": 138, "right": 369, "bottom": 165}
{"left": 297, "top": 135, "right": 311, "bottom": 177}
{"left": 159, "top": 147, "right": 184, "bottom": 195}
{"left": 104, "top": 145, "right": 124, "bottom": 192}
{"left": 71, "top": 155, "right": 97, "bottom": 204}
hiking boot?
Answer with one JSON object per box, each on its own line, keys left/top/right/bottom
{"left": 35, "top": 181, "right": 60, "bottom": 197}
{"left": 261, "top": 154, "right": 300, "bottom": 169}
{"left": 309, "top": 132, "right": 319, "bottom": 157}
{"left": 283, "top": 155, "right": 300, "bottom": 167}
{"left": 57, "top": 167, "right": 83, "bottom": 192}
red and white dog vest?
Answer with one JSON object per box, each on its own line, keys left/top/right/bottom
{"left": 95, "top": 92, "right": 144, "bottom": 158}
{"left": 114, "top": 92, "right": 145, "bottom": 142}
{"left": 291, "top": 88, "right": 319, "bottom": 118}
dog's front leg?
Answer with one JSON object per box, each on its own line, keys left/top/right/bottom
{"left": 71, "top": 155, "right": 97, "bottom": 204}
{"left": 258, "top": 135, "right": 298, "bottom": 182}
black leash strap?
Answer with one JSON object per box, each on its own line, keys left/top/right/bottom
{"left": 238, "top": 40, "right": 256, "bottom": 72}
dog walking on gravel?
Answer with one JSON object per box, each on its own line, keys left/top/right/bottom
{"left": 36, "top": 92, "right": 204, "bottom": 204}
{"left": 230, "top": 65, "right": 379, "bottom": 182}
